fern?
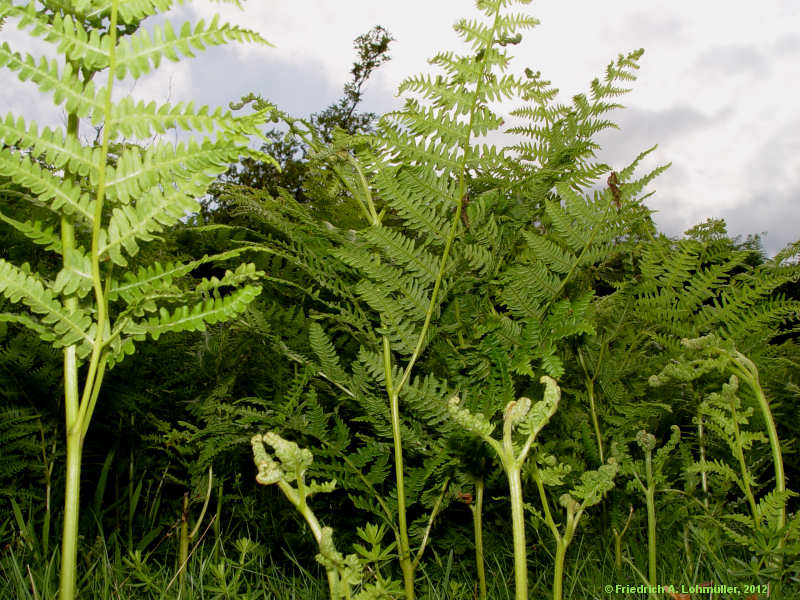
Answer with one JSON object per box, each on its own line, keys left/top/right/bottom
{"left": 0, "top": 2, "right": 273, "bottom": 597}
{"left": 650, "top": 335, "right": 798, "bottom": 572}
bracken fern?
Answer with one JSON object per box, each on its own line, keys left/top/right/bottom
{"left": 0, "top": 1, "right": 273, "bottom": 597}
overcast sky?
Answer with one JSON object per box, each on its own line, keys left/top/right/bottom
{"left": 4, "top": 1, "right": 798, "bottom": 257}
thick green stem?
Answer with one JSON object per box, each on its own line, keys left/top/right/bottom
{"left": 613, "top": 529, "right": 622, "bottom": 572}
{"left": 506, "top": 466, "right": 528, "bottom": 600}
{"left": 645, "top": 486, "right": 656, "bottom": 585}
{"left": 739, "top": 361, "right": 785, "bottom": 529}
{"left": 58, "top": 111, "right": 82, "bottom": 600}
{"left": 59, "top": 3, "right": 119, "bottom": 597}
{"left": 178, "top": 494, "right": 189, "bottom": 592}
{"left": 553, "top": 538, "right": 567, "bottom": 600}
{"left": 644, "top": 451, "right": 656, "bottom": 586}
{"left": 59, "top": 426, "right": 83, "bottom": 600}
{"left": 388, "top": 403, "right": 410, "bottom": 576}
{"left": 276, "top": 479, "right": 340, "bottom": 599}
{"left": 382, "top": 337, "right": 414, "bottom": 598}
{"left": 471, "top": 479, "right": 487, "bottom": 600}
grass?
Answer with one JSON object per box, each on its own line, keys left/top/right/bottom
{"left": 4, "top": 516, "right": 797, "bottom": 600}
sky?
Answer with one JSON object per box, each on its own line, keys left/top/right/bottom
{"left": 3, "top": 0, "right": 798, "bottom": 257}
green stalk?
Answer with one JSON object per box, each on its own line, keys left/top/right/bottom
{"left": 586, "top": 380, "right": 604, "bottom": 463}
{"left": 732, "top": 356, "right": 785, "bottom": 530}
{"left": 276, "top": 477, "right": 339, "bottom": 599}
{"left": 58, "top": 105, "right": 81, "bottom": 600}
{"left": 506, "top": 466, "right": 528, "bottom": 600}
{"left": 58, "top": 5, "right": 119, "bottom": 598}
{"left": 382, "top": 342, "right": 414, "bottom": 600}
{"left": 577, "top": 348, "right": 604, "bottom": 463}
{"left": 553, "top": 538, "right": 567, "bottom": 600}
{"left": 697, "top": 414, "right": 709, "bottom": 508}
{"left": 178, "top": 494, "right": 190, "bottom": 593}
{"left": 59, "top": 420, "right": 82, "bottom": 600}
{"left": 494, "top": 399, "right": 543, "bottom": 600}
{"left": 613, "top": 529, "right": 623, "bottom": 573}
{"left": 612, "top": 505, "right": 633, "bottom": 573}
{"left": 412, "top": 478, "right": 450, "bottom": 571}
{"left": 532, "top": 463, "right": 567, "bottom": 600}
{"left": 644, "top": 449, "right": 656, "bottom": 586}
{"left": 470, "top": 479, "right": 487, "bottom": 600}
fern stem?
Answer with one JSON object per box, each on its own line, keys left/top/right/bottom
{"left": 644, "top": 450, "right": 657, "bottom": 586}
{"left": 412, "top": 476, "right": 450, "bottom": 570}
{"left": 60, "top": 429, "right": 82, "bottom": 600}
{"left": 532, "top": 462, "right": 560, "bottom": 543}
{"left": 59, "top": 200, "right": 80, "bottom": 600}
{"left": 553, "top": 536, "right": 567, "bottom": 600}
{"left": 78, "top": 0, "right": 120, "bottom": 422}
{"left": 380, "top": 134, "right": 468, "bottom": 600}
{"left": 697, "top": 411, "right": 709, "bottom": 508}
{"left": 612, "top": 505, "right": 633, "bottom": 573}
{"left": 471, "top": 478, "right": 487, "bottom": 600}
{"left": 59, "top": 4, "right": 119, "bottom": 598}
{"left": 577, "top": 347, "right": 604, "bottom": 463}
{"left": 506, "top": 465, "right": 528, "bottom": 600}
{"left": 342, "top": 151, "right": 379, "bottom": 224}
{"left": 282, "top": 479, "right": 340, "bottom": 599}
{"left": 733, "top": 355, "right": 786, "bottom": 530}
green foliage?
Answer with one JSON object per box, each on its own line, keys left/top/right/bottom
{"left": 0, "top": 2, "right": 270, "bottom": 367}
{"left": 251, "top": 432, "right": 402, "bottom": 599}
{"left": 0, "top": 1, "right": 274, "bottom": 597}
{"left": 0, "top": 405, "right": 44, "bottom": 502}
{"left": 205, "top": 24, "right": 394, "bottom": 224}
{"left": 3, "top": 1, "right": 798, "bottom": 599}
{"left": 650, "top": 336, "right": 798, "bottom": 577}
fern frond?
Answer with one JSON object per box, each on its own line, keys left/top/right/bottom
{"left": 0, "top": 113, "right": 96, "bottom": 176}
{"left": 521, "top": 230, "right": 575, "bottom": 274}
{"left": 194, "top": 262, "right": 263, "bottom": 294}
{"left": 0, "top": 151, "right": 94, "bottom": 222}
{"left": 108, "top": 97, "right": 270, "bottom": 140}
{"left": 99, "top": 184, "right": 199, "bottom": 266}
{"left": 308, "top": 322, "right": 353, "bottom": 390}
{"left": 123, "top": 284, "right": 261, "bottom": 341}
{"left": 83, "top": 0, "right": 182, "bottom": 25}
{"left": 375, "top": 167, "right": 454, "bottom": 246}
{"left": 361, "top": 226, "right": 441, "bottom": 287}
{"left": 10, "top": 3, "right": 110, "bottom": 70}
{"left": 108, "top": 247, "right": 253, "bottom": 304}
{"left": 0, "top": 259, "right": 95, "bottom": 355}
{"left": 686, "top": 458, "right": 742, "bottom": 488}
{"left": 756, "top": 489, "right": 797, "bottom": 524}
{"left": 0, "top": 42, "right": 102, "bottom": 117}
{"left": 114, "top": 13, "right": 271, "bottom": 79}
{"left": 105, "top": 138, "right": 246, "bottom": 204}
{"left": 0, "top": 311, "right": 51, "bottom": 339}
{"left": 0, "top": 209, "right": 62, "bottom": 252}
{"left": 52, "top": 247, "right": 93, "bottom": 297}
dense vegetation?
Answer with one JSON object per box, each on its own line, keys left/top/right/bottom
{"left": 1, "top": 1, "right": 799, "bottom": 599}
